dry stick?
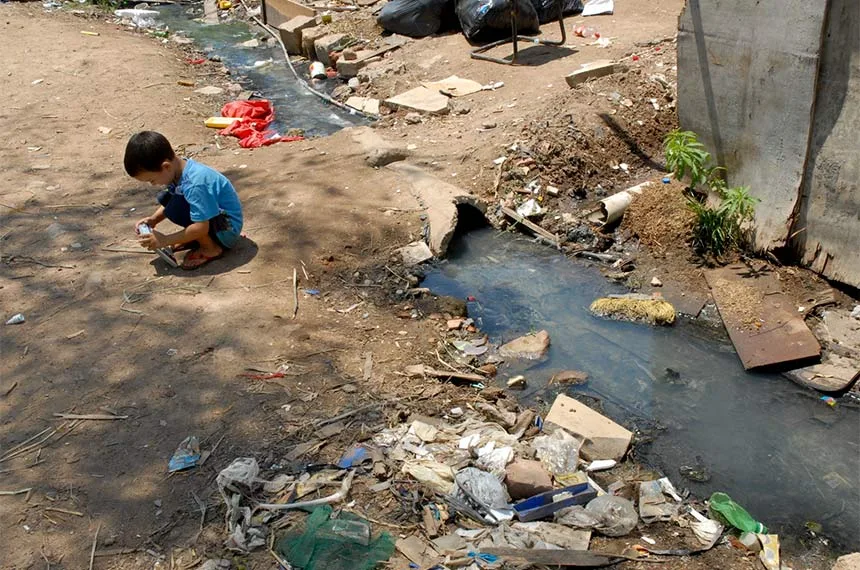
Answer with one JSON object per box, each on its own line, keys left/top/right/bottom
{"left": 45, "top": 507, "right": 84, "bottom": 517}
{"left": 314, "top": 400, "right": 392, "bottom": 428}
{"left": 1, "top": 427, "right": 52, "bottom": 457}
{"left": 101, "top": 247, "right": 155, "bottom": 254}
{"left": 291, "top": 267, "right": 298, "bottom": 319}
{"left": 0, "top": 427, "right": 60, "bottom": 463}
{"left": 0, "top": 488, "right": 32, "bottom": 496}
{"left": 53, "top": 414, "right": 128, "bottom": 421}
{"left": 89, "top": 523, "right": 101, "bottom": 570}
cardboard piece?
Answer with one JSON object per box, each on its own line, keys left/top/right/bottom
{"left": 544, "top": 394, "right": 632, "bottom": 461}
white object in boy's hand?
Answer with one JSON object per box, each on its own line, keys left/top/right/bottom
{"left": 137, "top": 223, "right": 152, "bottom": 235}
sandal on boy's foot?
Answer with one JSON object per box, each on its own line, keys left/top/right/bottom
{"left": 155, "top": 248, "right": 179, "bottom": 268}
{"left": 181, "top": 249, "right": 224, "bottom": 270}
{"left": 171, "top": 242, "right": 199, "bottom": 254}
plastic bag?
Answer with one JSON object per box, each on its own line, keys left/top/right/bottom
{"left": 276, "top": 505, "right": 395, "bottom": 570}
{"left": 377, "top": 0, "right": 456, "bottom": 38}
{"left": 218, "top": 100, "right": 304, "bottom": 148}
{"left": 532, "top": 428, "right": 581, "bottom": 475}
{"left": 455, "top": 467, "right": 510, "bottom": 510}
{"left": 455, "top": 0, "right": 540, "bottom": 41}
{"left": 555, "top": 495, "right": 638, "bottom": 537}
{"left": 528, "top": 0, "right": 582, "bottom": 24}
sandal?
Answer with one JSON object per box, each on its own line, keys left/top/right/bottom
{"left": 171, "top": 242, "right": 199, "bottom": 253}
{"left": 181, "top": 249, "right": 224, "bottom": 270}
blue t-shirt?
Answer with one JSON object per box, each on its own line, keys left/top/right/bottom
{"left": 172, "top": 159, "right": 243, "bottom": 238}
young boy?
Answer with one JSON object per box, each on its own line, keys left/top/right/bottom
{"left": 124, "top": 131, "right": 243, "bottom": 270}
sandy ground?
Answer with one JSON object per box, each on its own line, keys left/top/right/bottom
{"left": 0, "top": 2, "right": 844, "bottom": 570}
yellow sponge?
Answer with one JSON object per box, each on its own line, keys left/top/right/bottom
{"left": 590, "top": 296, "right": 676, "bottom": 326}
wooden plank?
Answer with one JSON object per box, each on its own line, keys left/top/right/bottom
{"left": 705, "top": 264, "right": 820, "bottom": 369}
{"left": 481, "top": 547, "right": 624, "bottom": 567}
{"left": 500, "top": 207, "right": 560, "bottom": 247}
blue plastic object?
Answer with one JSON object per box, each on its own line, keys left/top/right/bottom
{"left": 513, "top": 482, "right": 597, "bottom": 522}
{"left": 662, "top": 177, "right": 671, "bottom": 184}
{"left": 168, "top": 436, "right": 201, "bottom": 472}
{"left": 337, "top": 445, "right": 371, "bottom": 468}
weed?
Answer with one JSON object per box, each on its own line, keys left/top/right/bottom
{"left": 687, "top": 186, "right": 758, "bottom": 256}
{"left": 664, "top": 129, "right": 711, "bottom": 189}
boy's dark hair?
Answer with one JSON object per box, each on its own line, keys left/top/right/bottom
{"left": 124, "top": 131, "right": 176, "bottom": 176}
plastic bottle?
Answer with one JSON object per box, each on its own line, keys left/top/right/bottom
{"left": 708, "top": 492, "right": 768, "bottom": 534}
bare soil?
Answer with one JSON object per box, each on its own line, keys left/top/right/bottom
{"left": 0, "top": 2, "right": 848, "bottom": 570}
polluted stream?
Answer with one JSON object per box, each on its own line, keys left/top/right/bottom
{"left": 424, "top": 227, "right": 860, "bottom": 553}
{"left": 156, "top": 4, "right": 366, "bottom": 136}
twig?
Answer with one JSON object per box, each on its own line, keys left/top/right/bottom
{"left": 101, "top": 247, "right": 155, "bottom": 254}
{"left": 53, "top": 414, "right": 128, "bottom": 420}
{"left": 0, "top": 427, "right": 59, "bottom": 463}
{"left": 300, "top": 260, "right": 310, "bottom": 281}
{"left": 89, "top": 523, "right": 101, "bottom": 570}
{"left": 384, "top": 265, "right": 409, "bottom": 283}
{"left": 45, "top": 507, "right": 84, "bottom": 517}
{"left": 0, "top": 427, "right": 52, "bottom": 457}
{"left": 314, "top": 400, "right": 393, "bottom": 428}
{"left": 2, "top": 255, "right": 75, "bottom": 269}
{"left": 291, "top": 267, "right": 298, "bottom": 319}
{"left": 0, "top": 488, "right": 32, "bottom": 496}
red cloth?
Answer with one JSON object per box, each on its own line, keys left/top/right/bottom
{"left": 218, "top": 100, "right": 303, "bottom": 148}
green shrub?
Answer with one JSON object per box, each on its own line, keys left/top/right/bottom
{"left": 664, "top": 129, "right": 712, "bottom": 189}
{"left": 687, "top": 186, "right": 758, "bottom": 256}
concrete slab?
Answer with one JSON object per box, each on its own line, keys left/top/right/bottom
{"left": 422, "top": 75, "right": 483, "bottom": 97}
{"left": 277, "top": 15, "right": 316, "bottom": 55}
{"left": 345, "top": 96, "right": 380, "bottom": 116}
{"left": 544, "top": 394, "right": 632, "bottom": 461}
{"left": 704, "top": 264, "right": 821, "bottom": 369}
{"left": 565, "top": 60, "right": 624, "bottom": 87}
{"left": 784, "top": 354, "right": 860, "bottom": 393}
{"left": 398, "top": 241, "right": 433, "bottom": 265}
{"left": 262, "top": 0, "right": 314, "bottom": 28}
{"left": 385, "top": 86, "right": 450, "bottom": 115}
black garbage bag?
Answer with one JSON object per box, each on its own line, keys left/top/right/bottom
{"left": 530, "top": 0, "right": 582, "bottom": 24}
{"left": 456, "top": 0, "right": 540, "bottom": 41}
{"left": 377, "top": 0, "right": 457, "bottom": 38}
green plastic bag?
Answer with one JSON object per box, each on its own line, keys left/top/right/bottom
{"left": 708, "top": 492, "right": 768, "bottom": 534}
{"left": 276, "top": 506, "right": 395, "bottom": 570}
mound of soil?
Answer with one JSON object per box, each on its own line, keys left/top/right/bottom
{"left": 622, "top": 179, "right": 694, "bottom": 253}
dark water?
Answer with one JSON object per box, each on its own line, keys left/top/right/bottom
{"left": 156, "top": 5, "right": 366, "bottom": 137}
{"left": 424, "top": 227, "right": 860, "bottom": 552}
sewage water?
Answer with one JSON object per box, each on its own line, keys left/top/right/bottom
{"left": 156, "top": 5, "right": 366, "bottom": 137}
{"left": 424, "top": 227, "right": 860, "bottom": 552}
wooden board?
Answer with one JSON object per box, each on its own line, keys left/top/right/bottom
{"left": 705, "top": 264, "right": 820, "bottom": 369}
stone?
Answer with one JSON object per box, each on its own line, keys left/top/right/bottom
{"left": 405, "top": 112, "right": 422, "bottom": 124}
{"left": 565, "top": 60, "right": 626, "bottom": 88}
{"left": 195, "top": 85, "right": 223, "bottom": 95}
{"left": 447, "top": 318, "right": 464, "bottom": 330}
{"left": 301, "top": 26, "right": 328, "bottom": 60}
{"left": 366, "top": 146, "right": 410, "bottom": 168}
{"left": 499, "top": 330, "right": 550, "bottom": 360}
{"left": 277, "top": 15, "right": 316, "bottom": 55}
{"left": 238, "top": 38, "right": 260, "bottom": 48}
{"left": 341, "top": 48, "right": 358, "bottom": 60}
{"left": 833, "top": 553, "right": 860, "bottom": 570}
{"left": 650, "top": 276, "right": 663, "bottom": 287}
{"left": 397, "top": 241, "right": 433, "bottom": 265}
{"left": 337, "top": 52, "right": 380, "bottom": 77}
{"left": 345, "top": 96, "right": 380, "bottom": 116}
{"left": 314, "top": 33, "right": 349, "bottom": 68}
{"left": 478, "top": 363, "right": 497, "bottom": 376}
{"left": 263, "top": 0, "right": 314, "bottom": 28}
{"left": 385, "top": 86, "right": 450, "bottom": 115}
{"left": 450, "top": 100, "right": 471, "bottom": 115}
{"left": 505, "top": 459, "right": 553, "bottom": 500}
{"left": 347, "top": 77, "right": 360, "bottom": 89}
{"left": 551, "top": 370, "right": 589, "bottom": 385}
{"left": 482, "top": 121, "right": 497, "bottom": 129}
{"left": 331, "top": 84, "right": 352, "bottom": 100}
{"left": 544, "top": 394, "right": 633, "bottom": 461}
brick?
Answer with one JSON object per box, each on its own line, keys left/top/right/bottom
{"left": 336, "top": 51, "right": 380, "bottom": 77}
{"left": 505, "top": 460, "right": 553, "bottom": 500}
{"left": 314, "top": 33, "right": 348, "bottom": 67}
{"left": 277, "top": 15, "right": 316, "bottom": 55}
{"left": 565, "top": 60, "right": 626, "bottom": 88}
{"left": 263, "top": 0, "right": 314, "bottom": 28}
{"left": 301, "top": 26, "right": 327, "bottom": 60}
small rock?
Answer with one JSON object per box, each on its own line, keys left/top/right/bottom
{"left": 348, "top": 77, "right": 360, "bottom": 89}
{"left": 341, "top": 383, "right": 358, "bottom": 393}
{"left": 551, "top": 370, "right": 589, "bottom": 385}
{"left": 404, "top": 112, "right": 422, "bottom": 125}
{"left": 286, "top": 128, "right": 305, "bottom": 138}
{"left": 506, "top": 375, "right": 526, "bottom": 389}
{"left": 154, "top": 499, "right": 162, "bottom": 508}
{"left": 200, "top": 560, "right": 231, "bottom": 570}
{"left": 447, "top": 318, "right": 464, "bottom": 330}
{"left": 650, "top": 276, "right": 663, "bottom": 287}
{"left": 481, "top": 121, "right": 497, "bottom": 129}
{"left": 195, "top": 86, "right": 224, "bottom": 96}
{"left": 450, "top": 100, "right": 471, "bottom": 115}
{"left": 341, "top": 48, "right": 358, "bottom": 60}
{"left": 101, "top": 535, "right": 116, "bottom": 547}
{"left": 398, "top": 241, "right": 433, "bottom": 266}
{"left": 70, "top": 242, "right": 83, "bottom": 250}
{"left": 499, "top": 330, "right": 550, "bottom": 360}
{"left": 366, "top": 147, "right": 410, "bottom": 167}
{"left": 238, "top": 38, "right": 260, "bottom": 48}
{"left": 478, "top": 363, "right": 497, "bottom": 377}
{"left": 331, "top": 84, "right": 352, "bottom": 101}
{"left": 98, "top": 126, "right": 112, "bottom": 135}
{"left": 505, "top": 459, "right": 553, "bottom": 500}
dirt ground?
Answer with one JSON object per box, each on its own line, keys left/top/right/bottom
{"left": 0, "top": 2, "right": 850, "bottom": 570}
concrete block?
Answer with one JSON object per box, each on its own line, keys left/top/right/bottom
{"left": 544, "top": 394, "right": 632, "bottom": 461}
{"left": 314, "top": 33, "right": 348, "bottom": 68}
{"left": 385, "top": 86, "right": 450, "bottom": 115}
{"left": 301, "top": 26, "right": 327, "bottom": 60}
{"left": 833, "top": 553, "right": 860, "bottom": 570}
{"left": 346, "top": 96, "right": 381, "bottom": 117}
{"left": 263, "top": 0, "right": 314, "bottom": 28}
{"left": 565, "top": 60, "right": 623, "bottom": 87}
{"left": 505, "top": 460, "right": 553, "bottom": 500}
{"left": 277, "top": 15, "right": 316, "bottom": 55}
{"left": 337, "top": 52, "right": 380, "bottom": 77}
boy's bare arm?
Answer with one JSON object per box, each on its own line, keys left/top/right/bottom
{"left": 139, "top": 220, "right": 209, "bottom": 249}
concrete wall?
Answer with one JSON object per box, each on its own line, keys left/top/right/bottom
{"left": 677, "top": 0, "right": 860, "bottom": 288}
{"left": 792, "top": 0, "right": 860, "bottom": 287}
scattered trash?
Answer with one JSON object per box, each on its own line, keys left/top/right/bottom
{"left": 337, "top": 444, "right": 372, "bottom": 468}
{"left": 758, "top": 534, "right": 780, "bottom": 570}
{"left": 114, "top": 9, "right": 161, "bottom": 29}
{"left": 585, "top": 459, "right": 616, "bottom": 472}
{"left": 5, "top": 314, "right": 25, "bottom": 325}
{"left": 544, "top": 394, "right": 632, "bottom": 461}
{"left": 309, "top": 61, "right": 327, "bottom": 79}
{"left": 650, "top": 276, "right": 663, "bottom": 287}
{"left": 555, "top": 494, "right": 638, "bottom": 537}
{"left": 167, "top": 436, "right": 201, "bottom": 472}
{"left": 515, "top": 483, "right": 597, "bottom": 522}
{"left": 820, "top": 396, "right": 837, "bottom": 407}
{"left": 638, "top": 479, "right": 678, "bottom": 523}
{"left": 587, "top": 180, "right": 653, "bottom": 226}
{"left": 582, "top": 0, "right": 613, "bottom": 16}
{"left": 516, "top": 197, "right": 543, "bottom": 218}
{"left": 533, "top": 428, "right": 581, "bottom": 475}
{"left": 708, "top": 492, "right": 768, "bottom": 533}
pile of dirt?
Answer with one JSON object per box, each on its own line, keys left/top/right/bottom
{"left": 622, "top": 179, "right": 694, "bottom": 253}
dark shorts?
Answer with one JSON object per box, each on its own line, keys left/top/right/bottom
{"left": 157, "top": 190, "right": 239, "bottom": 249}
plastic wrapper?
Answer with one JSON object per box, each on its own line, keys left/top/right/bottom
{"left": 555, "top": 495, "right": 638, "bottom": 537}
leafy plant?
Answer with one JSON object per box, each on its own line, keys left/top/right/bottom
{"left": 664, "top": 130, "right": 712, "bottom": 189}
{"left": 687, "top": 186, "right": 758, "bottom": 256}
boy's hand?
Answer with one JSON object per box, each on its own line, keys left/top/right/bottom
{"left": 138, "top": 230, "right": 166, "bottom": 250}
{"left": 134, "top": 217, "right": 157, "bottom": 234}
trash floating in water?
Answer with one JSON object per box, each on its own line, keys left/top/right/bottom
{"left": 820, "top": 396, "right": 837, "bottom": 408}
{"left": 5, "top": 314, "right": 25, "bottom": 325}
{"left": 589, "top": 294, "right": 676, "bottom": 326}
{"left": 708, "top": 492, "right": 767, "bottom": 534}
{"left": 168, "top": 436, "right": 201, "bottom": 472}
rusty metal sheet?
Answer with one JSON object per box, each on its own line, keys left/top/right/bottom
{"left": 646, "top": 280, "right": 708, "bottom": 318}
{"left": 705, "top": 264, "right": 821, "bottom": 370}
